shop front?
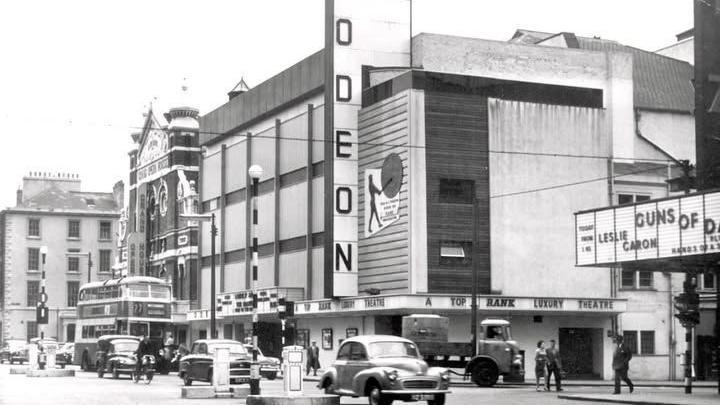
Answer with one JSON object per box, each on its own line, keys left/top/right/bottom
{"left": 187, "top": 290, "right": 626, "bottom": 380}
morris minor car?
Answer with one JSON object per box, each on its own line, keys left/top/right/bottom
{"left": 319, "top": 335, "right": 450, "bottom": 405}
{"left": 179, "top": 339, "right": 251, "bottom": 386}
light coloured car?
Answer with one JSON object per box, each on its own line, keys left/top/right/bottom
{"left": 244, "top": 344, "right": 280, "bottom": 380}
{"left": 0, "top": 339, "right": 28, "bottom": 364}
{"left": 319, "top": 335, "right": 450, "bottom": 405}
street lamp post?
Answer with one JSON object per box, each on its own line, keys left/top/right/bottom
{"left": 248, "top": 164, "right": 263, "bottom": 396}
{"left": 180, "top": 213, "right": 218, "bottom": 339}
{"left": 39, "top": 246, "right": 49, "bottom": 340}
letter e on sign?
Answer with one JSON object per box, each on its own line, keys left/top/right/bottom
{"left": 336, "top": 130, "right": 352, "bottom": 158}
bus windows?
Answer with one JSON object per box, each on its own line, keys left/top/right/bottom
{"left": 150, "top": 285, "right": 170, "bottom": 299}
{"left": 130, "top": 322, "right": 149, "bottom": 337}
{"left": 129, "top": 285, "right": 149, "bottom": 298}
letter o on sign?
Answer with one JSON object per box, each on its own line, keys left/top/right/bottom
{"left": 336, "top": 187, "right": 352, "bottom": 214}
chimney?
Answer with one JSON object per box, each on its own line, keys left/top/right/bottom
{"left": 16, "top": 188, "right": 22, "bottom": 206}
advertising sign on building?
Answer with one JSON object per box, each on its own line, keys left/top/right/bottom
{"left": 364, "top": 153, "right": 403, "bottom": 237}
{"left": 575, "top": 190, "right": 720, "bottom": 266}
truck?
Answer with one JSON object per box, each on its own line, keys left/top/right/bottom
{"left": 402, "top": 314, "right": 524, "bottom": 387}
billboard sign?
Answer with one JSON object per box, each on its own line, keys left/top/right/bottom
{"left": 575, "top": 190, "right": 720, "bottom": 266}
{"left": 364, "top": 153, "right": 403, "bottom": 237}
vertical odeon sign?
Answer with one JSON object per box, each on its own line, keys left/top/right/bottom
{"left": 325, "top": 0, "right": 411, "bottom": 297}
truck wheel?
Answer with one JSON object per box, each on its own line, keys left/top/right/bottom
{"left": 471, "top": 361, "right": 498, "bottom": 387}
{"left": 322, "top": 379, "right": 335, "bottom": 394}
{"left": 428, "top": 394, "right": 446, "bottom": 405}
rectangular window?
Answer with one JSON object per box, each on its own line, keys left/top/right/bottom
{"left": 640, "top": 331, "right": 655, "bottom": 354}
{"left": 99, "top": 221, "right": 112, "bottom": 240}
{"left": 28, "top": 218, "right": 40, "bottom": 237}
{"left": 68, "top": 220, "right": 80, "bottom": 238}
{"left": 621, "top": 270, "right": 635, "bottom": 288}
{"left": 703, "top": 272, "right": 716, "bottom": 290}
{"left": 439, "top": 241, "right": 472, "bottom": 266}
{"left": 27, "top": 321, "right": 38, "bottom": 341}
{"left": 28, "top": 248, "right": 40, "bottom": 271}
{"left": 638, "top": 271, "right": 653, "bottom": 288}
{"left": 439, "top": 179, "right": 474, "bottom": 204}
{"left": 99, "top": 250, "right": 111, "bottom": 272}
{"left": 617, "top": 193, "right": 651, "bottom": 205}
{"left": 189, "top": 263, "right": 198, "bottom": 301}
{"left": 623, "top": 330, "right": 638, "bottom": 355}
{"left": 67, "top": 281, "right": 79, "bottom": 307}
{"left": 27, "top": 280, "right": 40, "bottom": 306}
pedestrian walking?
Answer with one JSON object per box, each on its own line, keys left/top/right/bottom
{"left": 306, "top": 340, "right": 320, "bottom": 376}
{"left": 612, "top": 335, "right": 634, "bottom": 394}
{"left": 545, "top": 339, "right": 563, "bottom": 391}
{"left": 534, "top": 340, "right": 548, "bottom": 391}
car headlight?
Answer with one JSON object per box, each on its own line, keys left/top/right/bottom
{"left": 384, "top": 369, "right": 399, "bottom": 382}
{"left": 441, "top": 370, "right": 450, "bottom": 381}
{"left": 513, "top": 354, "right": 523, "bottom": 365}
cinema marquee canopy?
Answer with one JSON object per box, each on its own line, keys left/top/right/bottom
{"left": 575, "top": 189, "right": 720, "bottom": 268}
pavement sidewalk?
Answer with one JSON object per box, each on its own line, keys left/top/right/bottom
{"left": 558, "top": 389, "right": 719, "bottom": 405}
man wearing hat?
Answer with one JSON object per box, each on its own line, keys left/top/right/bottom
{"left": 306, "top": 340, "right": 320, "bottom": 376}
{"left": 612, "top": 335, "right": 634, "bottom": 394}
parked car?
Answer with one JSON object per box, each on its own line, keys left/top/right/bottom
{"left": 319, "top": 335, "right": 451, "bottom": 405}
{"left": 244, "top": 344, "right": 281, "bottom": 380}
{"left": 179, "top": 339, "right": 251, "bottom": 386}
{"left": 94, "top": 335, "right": 141, "bottom": 379}
{"left": 0, "top": 339, "right": 28, "bottom": 364}
{"left": 55, "top": 342, "right": 74, "bottom": 368}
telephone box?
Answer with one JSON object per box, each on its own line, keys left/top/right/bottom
{"left": 282, "top": 345, "right": 304, "bottom": 396}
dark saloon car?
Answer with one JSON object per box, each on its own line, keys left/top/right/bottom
{"left": 179, "top": 339, "right": 251, "bottom": 386}
{"left": 319, "top": 335, "right": 451, "bottom": 405}
{"left": 0, "top": 339, "right": 28, "bottom": 364}
{"left": 94, "top": 335, "right": 141, "bottom": 379}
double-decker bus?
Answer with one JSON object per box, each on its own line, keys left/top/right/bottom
{"left": 73, "top": 276, "right": 172, "bottom": 370}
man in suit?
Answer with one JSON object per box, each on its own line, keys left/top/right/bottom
{"left": 306, "top": 341, "right": 320, "bottom": 376}
{"left": 612, "top": 335, "right": 634, "bottom": 394}
{"left": 545, "top": 340, "right": 563, "bottom": 391}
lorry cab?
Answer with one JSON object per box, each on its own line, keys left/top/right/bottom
{"left": 469, "top": 319, "right": 523, "bottom": 386}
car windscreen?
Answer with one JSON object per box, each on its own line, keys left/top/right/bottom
{"left": 368, "top": 341, "right": 419, "bottom": 358}
{"left": 208, "top": 343, "right": 247, "bottom": 357}
{"left": 112, "top": 340, "right": 139, "bottom": 352}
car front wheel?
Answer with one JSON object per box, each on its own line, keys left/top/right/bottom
{"left": 367, "top": 384, "right": 391, "bottom": 405}
{"left": 182, "top": 373, "right": 193, "bottom": 386}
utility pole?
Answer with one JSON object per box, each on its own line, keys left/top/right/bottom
{"left": 248, "top": 164, "right": 263, "bottom": 396}
{"left": 471, "top": 196, "right": 478, "bottom": 357}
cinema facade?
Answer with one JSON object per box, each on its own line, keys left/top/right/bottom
{"left": 186, "top": 0, "right": 696, "bottom": 380}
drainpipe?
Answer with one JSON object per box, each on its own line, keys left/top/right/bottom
{"left": 665, "top": 163, "right": 676, "bottom": 380}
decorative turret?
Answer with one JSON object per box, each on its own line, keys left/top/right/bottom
{"left": 166, "top": 79, "right": 199, "bottom": 129}
{"left": 228, "top": 77, "right": 250, "bottom": 100}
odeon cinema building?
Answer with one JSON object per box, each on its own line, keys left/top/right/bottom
{"left": 187, "top": 0, "right": 696, "bottom": 380}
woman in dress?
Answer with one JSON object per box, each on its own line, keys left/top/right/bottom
{"left": 535, "top": 340, "right": 549, "bottom": 391}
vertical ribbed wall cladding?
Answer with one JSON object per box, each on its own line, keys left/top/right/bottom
{"left": 357, "top": 91, "right": 411, "bottom": 293}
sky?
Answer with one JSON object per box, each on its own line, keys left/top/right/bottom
{"left": 0, "top": 0, "right": 694, "bottom": 209}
